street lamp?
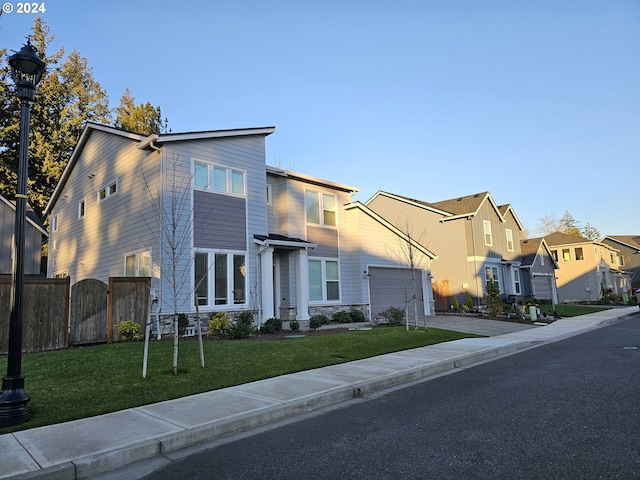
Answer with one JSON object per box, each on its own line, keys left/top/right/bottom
{"left": 0, "top": 40, "right": 45, "bottom": 427}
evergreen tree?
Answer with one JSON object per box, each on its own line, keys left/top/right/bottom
{"left": 114, "top": 88, "right": 166, "bottom": 135}
{"left": 0, "top": 18, "right": 111, "bottom": 218}
{"left": 485, "top": 280, "right": 503, "bottom": 317}
{"left": 559, "top": 210, "right": 581, "bottom": 236}
{"left": 581, "top": 223, "right": 601, "bottom": 241}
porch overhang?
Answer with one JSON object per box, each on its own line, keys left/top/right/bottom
{"left": 254, "top": 234, "right": 317, "bottom": 250}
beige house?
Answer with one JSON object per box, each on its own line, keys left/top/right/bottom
{"left": 545, "top": 232, "right": 632, "bottom": 303}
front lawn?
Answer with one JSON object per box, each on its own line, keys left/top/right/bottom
{"left": 0, "top": 326, "right": 480, "bottom": 433}
{"left": 537, "top": 304, "right": 609, "bottom": 317}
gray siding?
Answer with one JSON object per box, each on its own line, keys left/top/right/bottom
{"left": 0, "top": 200, "right": 43, "bottom": 274}
{"left": 193, "top": 191, "right": 246, "bottom": 250}
{"left": 307, "top": 225, "right": 338, "bottom": 258}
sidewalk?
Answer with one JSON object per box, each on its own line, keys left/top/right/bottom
{"left": 1, "top": 307, "right": 637, "bottom": 479}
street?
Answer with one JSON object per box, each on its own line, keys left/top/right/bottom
{"left": 145, "top": 315, "right": 640, "bottom": 479}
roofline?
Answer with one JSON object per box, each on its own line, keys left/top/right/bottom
{"left": 344, "top": 201, "right": 438, "bottom": 260}
{"left": 600, "top": 235, "right": 640, "bottom": 252}
{"left": 364, "top": 191, "right": 451, "bottom": 216}
{"left": 154, "top": 126, "right": 276, "bottom": 145}
{"left": 498, "top": 204, "right": 525, "bottom": 231}
{"left": 45, "top": 123, "right": 147, "bottom": 216}
{"left": 268, "top": 167, "right": 359, "bottom": 194}
{"left": 0, "top": 195, "right": 48, "bottom": 237}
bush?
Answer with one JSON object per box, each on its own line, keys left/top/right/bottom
{"left": 309, "top": 314, "right": 327, "bottom": 330}
{"left": 207, "top": 312, "right": 231, "bottom": 337}
{"left": 177, "top": 313, "right": 189, "bottom": 336}
{"left": 378, "top": 306, "right": 405, "bottom": 326}
{"left": 262, "top": 317, "right": 283, "bottom": 334}
{"left": 332, "top": 310, "right": 351, "bottom": 323}
{"left": 453, "top": 296, "right": 460, "bottom": 311}
{"left": 228, "top": 320, "right": 253, "bottom": 339}
{"left": 349, "top": 309, "right": 366, "bottom": 322}
{"left": 289, "top": 319, "right": 300, "bottom": 332}
{"left": 485, "top": 280, "right": 503, "bottom": 317}
{"left": 464, "top": 291, "right": 474, "bottom": 309}
{"left": 237, "top": 310, "right": 254, "bottom": 326}
{"left": 116, "top": 320, "right": 143, "bottom": 342}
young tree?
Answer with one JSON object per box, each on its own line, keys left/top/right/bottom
{"left": 0, "top": 18, "right": 111, "bottom": 218}
{"left": 485, "top": 280, "right": 503, "bottom": 317}
{"left": 115, "top": 88, "right": 167, "bottom": 135}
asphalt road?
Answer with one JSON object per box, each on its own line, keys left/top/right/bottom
{"left": 144, "top": 314, "right": 640, "bottom": 480}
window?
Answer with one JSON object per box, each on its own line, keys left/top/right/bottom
{"left": 483, "top": 221, "right": 493, "bottom": 246}
{"left": 619, "top": 255, "right": 625, "bottom": 267}
{"left": 193, "top": 160, "right": 245, "bottom": 196}
{"left": 562, "top": 249, "right": 571, "bottom": 261}
{"left": 485, "top": 266, "right": 499, "bottom": 287}
{"left": 266, "top": 183, "right": 273, "bottom": 206}
{"left": 305, "top": 190, "right": 337, "bottom": 227}
{"left": 551, "top": 249, "right": 558, "bottom": 262}
{"left": 575, "top": 247, "right": 584, "bottom": 261}
{"left": 51, "top": 214, "right": 58, "bottom": 233}
{"left": 610, "top": 253, "right": 616, "bottom": 264}
{"left": 125, "top": 250, "right": 151, "bottom": 277}
{"left": 78, "top": 199, "right": 85, "bottom": 219}
{"left": 98, "top": 180, "right": 118, "bottom": 202}
{"left": 539, "top": 248, "right": 545, "bottom": 266}
{"left": 194, "top": 251, "right": 246, "bottom": 307}
{"left": 309, "top": 259, "right": 340, "bottom": 302}
{"left": 513, "top": 268, "right": 521, "bottom": 294}
{"left": 506, "top": 229, "right": 514, "bottom": 252}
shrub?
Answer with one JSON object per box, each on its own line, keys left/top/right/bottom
{"left": 207, "top": 312, "right": 231, "bottom": 337}
{"left": 177, "top": 313, "right": 189, "bottom": 336}
{"left": 262, "top": 317, "right": 283, "bottom": 334}
{"left": 349, "top": 309, "right": 366, "bottom": 322}
{"left": 116, "top": 320, "right": 143, "bottom": 342}
{"left": 309, "top": 315, "right": 326, "bottom": 330}
{"left": 228, "top": 319, "right": 253, "bottom": 339}
{"left": 378, "top": 306, "right": 405, "bottom": 326}
{"left": 452, "top": 296, "right": 460, "bottom": 311}
{"left": 237, "top": 310, "right": 254, "bottom": 326}
{"left": 464, "top": 291, "right": 474, "bottom": 309}
{"left": 485, "top": 280, "right": 503, "bottom": 317}
{"left": 289, "top": 319, "right": 300, "bottom": 332}
{"left": 332, "top": 310, "right": 352, "bottom": 323}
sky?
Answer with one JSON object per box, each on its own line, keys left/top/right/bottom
{"left": 1, "top": 0, "right": 638, "bottom": 237}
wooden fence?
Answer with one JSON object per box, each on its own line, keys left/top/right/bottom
{"left": 0, "top": 276, "right": 70, "bottom": 354}
{"left": 1, "top": 276, "right": 150, "bottom": 354}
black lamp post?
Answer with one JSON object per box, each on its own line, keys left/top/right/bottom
{"left": 0, "top": 40, "right": 45, "bottom": 427}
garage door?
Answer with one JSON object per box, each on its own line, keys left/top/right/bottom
{"left": 368, "top": 267, "right": 425, "bottom": 321}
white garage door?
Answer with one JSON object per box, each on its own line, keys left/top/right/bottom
{"left": 368, "top": 267, "right": 425, "bottom": 321}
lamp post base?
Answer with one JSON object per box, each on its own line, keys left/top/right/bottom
{"left": 0, "top": 376, "right": 31, "bottom": 427}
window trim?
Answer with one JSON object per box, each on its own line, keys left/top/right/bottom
{"left": 193, "top": 160, "right": 246, "bottom": 197}
{"left": 78, "top": 198, "right": 86, "bottom": 220}
{"left": 485, "top": 266, "right": 499, "bottom": 288}
{"left": 124, "top": 250, "right": 151, "bottom": 277}
{"left": 305, "top": 189, "right": 338, "bottom": 227}
{"left": 51, "top": 214, "right": 58, "bottom": 233}
{"left": 194, "top": 249, "right": 247, "bottom": 308}
{"left": 483, "top": 221, "right": 493, "bottom": 247}
{"left": 97, "top": 180, "right": 118, "bottom": 203}
{"left": 308, "top": 258, "right": 341, "bottom": 303}
{"left": 575, "top": 247, "right": 584, "bottom": 261}
{"left": 506, "top": 229, "right": 514, "bottom": 252}
{"left": 513, "top": 268, "right": 521, "bottom": 294}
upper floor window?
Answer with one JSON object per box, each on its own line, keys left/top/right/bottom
{"left": 78, "top": 199, "right": 85, "bottom": 219}
{"left": 305, "top": 190, "right": 337, "bottom": 227}
{"left": 575, "top": 247, "right": 584, "bottom": 261}
{"left": 551, "top": 249, "right": 558, "bottom": 262}
{"left": 125, "top": 250, "right": 151, "bottom": 277}
{"left": 610, "top": 253, "right": 616, "bottom": 264}
{"left": 194, "top": 160, "right": 245, "bottom": 196}
{"left": 483, "top": 221, "right": 493, "bottom": 246}
{"left": 51, "top": 214, "right": 58, "bottom": 233}
{"left": 506, "top": 229, "right": 514, "bottom": 252}
{"left": 619, "top": 255, "right": 625, "bottom": 266}
{"left": 266, "top": 183, "right": 273, "bottom": 206}
{"left": 98, "top": 180, "right": 118, "bottom": 202}
{"left": 562, "top": 248, "right": 571, "bottom": 261}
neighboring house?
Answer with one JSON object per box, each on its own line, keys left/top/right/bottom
{"left": 519, "top": 237, "right": 559, "bottom": 304}
{"left": 366, "top": 191, "right": 525, "bottom": 310}
{"left": 44, "top": 122, "right": 435, "bottom": 327}
{"left": 545, "top": 232, "right": 632, "bottom": 303}
{"left": 600, "top": 235, "right": 640, "bottom": 291}
{"left": 0, "top": 194, "right": 47, "bottom": 275}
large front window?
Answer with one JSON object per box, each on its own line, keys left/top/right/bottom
{"left": 195, "top": 251, "right": 246, "bottom": 307}
{"left": 485, "top": 266, "right": 499, "bottom": 288}
{"left": 309, "top": 259, "right": 340, "bottom": 302}
{"left": 305, "top": 189, "right": 337, "bottom": 227}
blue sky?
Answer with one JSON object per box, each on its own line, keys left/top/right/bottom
{"left": 1, "top": 0, "right": 638, "bottom": 236}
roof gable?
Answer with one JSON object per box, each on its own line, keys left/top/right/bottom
{"left": 364, "top": 191, "right": 452, "bottom": 216}
{"left": 601, "top": 235, "right": 640, "bottom": 251}
{"left": 520, "top": 237, "right": 558, "bottom": 268}
{"left": 0, "top": 194, "right": 48, "bottom": 237}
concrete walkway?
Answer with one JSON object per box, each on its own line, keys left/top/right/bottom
{"left": 1, "top": 307, "right": 637, "bottom": 479}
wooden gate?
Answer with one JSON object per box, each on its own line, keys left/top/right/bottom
{"left": 108, "top": 277, "right": 150, "bottom": 343}
{"left": 69, "top": 278, "right": 108, "bottom": 345}
{"left": 432, "top": 279, "right": 451, "bottom": 312}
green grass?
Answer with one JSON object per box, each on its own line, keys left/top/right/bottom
{"left": 537, "top": 304, "right": 609, "bottom": 317}
{"left": 0, "top": 326, "right": 480, "bottom": 433}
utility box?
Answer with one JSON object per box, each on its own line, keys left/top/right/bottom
{"left": 529, "top": 305, "right": 537, "bottom": 321}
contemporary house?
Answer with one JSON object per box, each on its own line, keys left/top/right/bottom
{"left": 44, "top": 122, "right": 435, "bottom": 328}
{"left": 545, "top": 232, "right": 632, "bottom": 303}
{"left": 519, "top": 237, "right": 559, "bottom": 304}
{"left": 366, "top": 191, "right": 525, "bottom": 310}
{"left": 599, "top": 235, "right": 640, "bottom": 291}
{"left": 0, "top": 193, "right": 47, "bottom": 275}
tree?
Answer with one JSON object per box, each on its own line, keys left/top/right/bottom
{"left": 0, "top": 18, "right": 111, "bottom": 218}
{"left": 485, "top": 280, "right": 503, "bottom": 317}
{"left": 582, "top": 223, "right": 601, "bottom": 241}
{"left": 114, "top": 88, "right": 166, "bottom": 135}
{"left": 536, "top": 210, "right": 600, "bottom": 240}
{"left": 559, "top": 211, "right": 581, "bottom": 236}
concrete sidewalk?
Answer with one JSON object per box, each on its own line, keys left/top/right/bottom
{"left": 1, "top": 307, "right": 637, "bottom": 479}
